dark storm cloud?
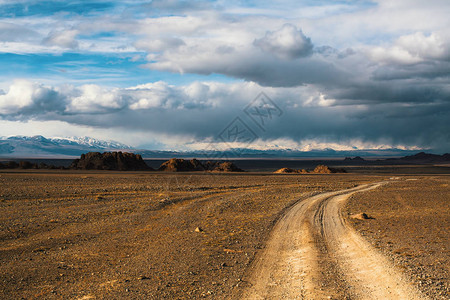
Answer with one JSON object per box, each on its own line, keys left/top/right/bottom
{"left": 372, "top": 61, "right": 450, "bottom": 81}
{"left": 0, "top": 0, "right": 449, "bottom": 152}
{"left": 327, "top": 81, "right": 449, "bottom": 104}
{"left": 1, "top": 80, "right": 448, "bottom": 152}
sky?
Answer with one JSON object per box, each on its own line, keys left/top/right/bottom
{"left": 0, "top": 0, "right": 449, "bottom": 153}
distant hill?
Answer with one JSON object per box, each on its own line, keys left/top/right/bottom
{"left": 344, "top": 156, "right": 365, "bottom": 162}
{"left": 385, "top": 152, "right": 450, "bottom": 164}
{"left": 0, "top": 135, "right": 132, "bottom": 158}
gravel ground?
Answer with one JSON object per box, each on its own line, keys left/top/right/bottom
{"left": 0, "top": 171, "right": 380, "bottom": 299}
{"left": 346, "top": 176, "right": 450, "bottom": 299}
{"left": 1, "top": 171, "right": 447, "bottom": 299}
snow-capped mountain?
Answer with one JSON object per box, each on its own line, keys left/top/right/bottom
{"left": 51, "top": 136, "right": 132, "bottom": 150}
{"left": 0, "top": 135, "right": 427, "bottom": 159}
{"left": 0, "top": 135, "right": 133, "bottom": 158}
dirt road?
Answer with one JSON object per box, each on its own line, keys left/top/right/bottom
{"left": 240, "top": 182, "right": 427, "bottom": 299}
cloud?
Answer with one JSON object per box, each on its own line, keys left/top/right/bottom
{"left": 0, "top": 21, "right": 37, "bottom": 41}
{"left": 141, "top": 0, "right": 211, "bottom": 14}
{"left": 42, "top": 29, "right": 79, "bottom": 49}
{"left": 0, "top": 80, "right": 449, "bottom": 152}
{"left": 64, "top": 84, "right": 126, "bottom": 114}
{"left": 396, "top": 32, "right": 449, "bottom": 61}
{"left": 254, "top": 24, "right": 313, "bottom": 59}
{"left": 0, "top": 80, "right": 65, "bottom": 115}
{"left": 0, "top": 1, "right": 449, "bottom": 152}
{"left": 368, "top": 32, "right": 450, "bottom": 65}
{"left": 134, "top": 36, "right": 185, "bottom": 52}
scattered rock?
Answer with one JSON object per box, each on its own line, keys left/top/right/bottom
{"left": 194, "top": 227, "right": 204, "bottom": 233}
{"left": 350, "top": 212, "right": 373, "bottom": 220}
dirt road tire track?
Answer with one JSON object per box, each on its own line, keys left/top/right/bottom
{"left": 240, "top": 182, "right": 426, "bottom": 300}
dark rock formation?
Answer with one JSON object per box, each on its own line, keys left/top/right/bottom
{"left": 313, "top": 165, "right": 333, "bottom": 173}
{"left": 209, "top": 161, "right": 244, "bottom": 172}
{"left": 159, "top": 158, "right": 244, "bottom": 172}
{"left": 313, "top": 165, "right": 346, "bottom": 173}
{"left": 70, "top": 152, "right": 152, "bottom": 171}
{"left": 158, "top": 158, "right": 205, "bottom": 172}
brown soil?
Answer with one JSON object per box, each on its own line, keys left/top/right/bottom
{"left": 346, "top": 176, "right": 450, "bottom": 299}
{"left": 239, "top": 182, "right": 425, "bottom": 299}
{"left": 1, "top": 171, "right": 448, "bottom": 299}
{"left": 0, "top": 170, "right": 376, "bottom": 299}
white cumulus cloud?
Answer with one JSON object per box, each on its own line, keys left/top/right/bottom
{"left": 254, "top": 24, "right": 313, "bottom": 59}
{"left": 368, "top": 31, "right": 450, "bottom": 65}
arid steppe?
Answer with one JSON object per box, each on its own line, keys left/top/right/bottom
{"left": 0, "top": 170, "right": 448, "bottom": 299}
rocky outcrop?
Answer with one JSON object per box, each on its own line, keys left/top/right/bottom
{"left": 70, "top": 152, "right": 152, "bottom": 171}
{"left": 274, "top": 167, "right": 303, "bottom": 174}
{"left": 158, "top": 158, "right": 205, "bottom": 172}
{"left": 312, "top": 165, "right": 333, "bottom": 173}
{"left": 158, "top": 158, "right": 244, "bottom": 172}
{"left": 274, "top": 165, "right": 346, "bottom": 174}
{"left": 208, "top": 161, "right": 244, "bottom": 172}
{"left": 313, "top": 165, "right": 346, "bottom": 173}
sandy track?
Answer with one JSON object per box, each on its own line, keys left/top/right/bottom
{"left": 241, "top": 182, "right": 426, "bottom": 300}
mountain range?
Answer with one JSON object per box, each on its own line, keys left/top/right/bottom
{"left": 0, "top": 135, "right": 445, "bottom": 160}
{"left": 0, "top": 135, "right": 131, "bottom": 158}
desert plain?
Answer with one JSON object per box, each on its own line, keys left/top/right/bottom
{"left": 0, "top": 168, "right": 449, "bottom": 299}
